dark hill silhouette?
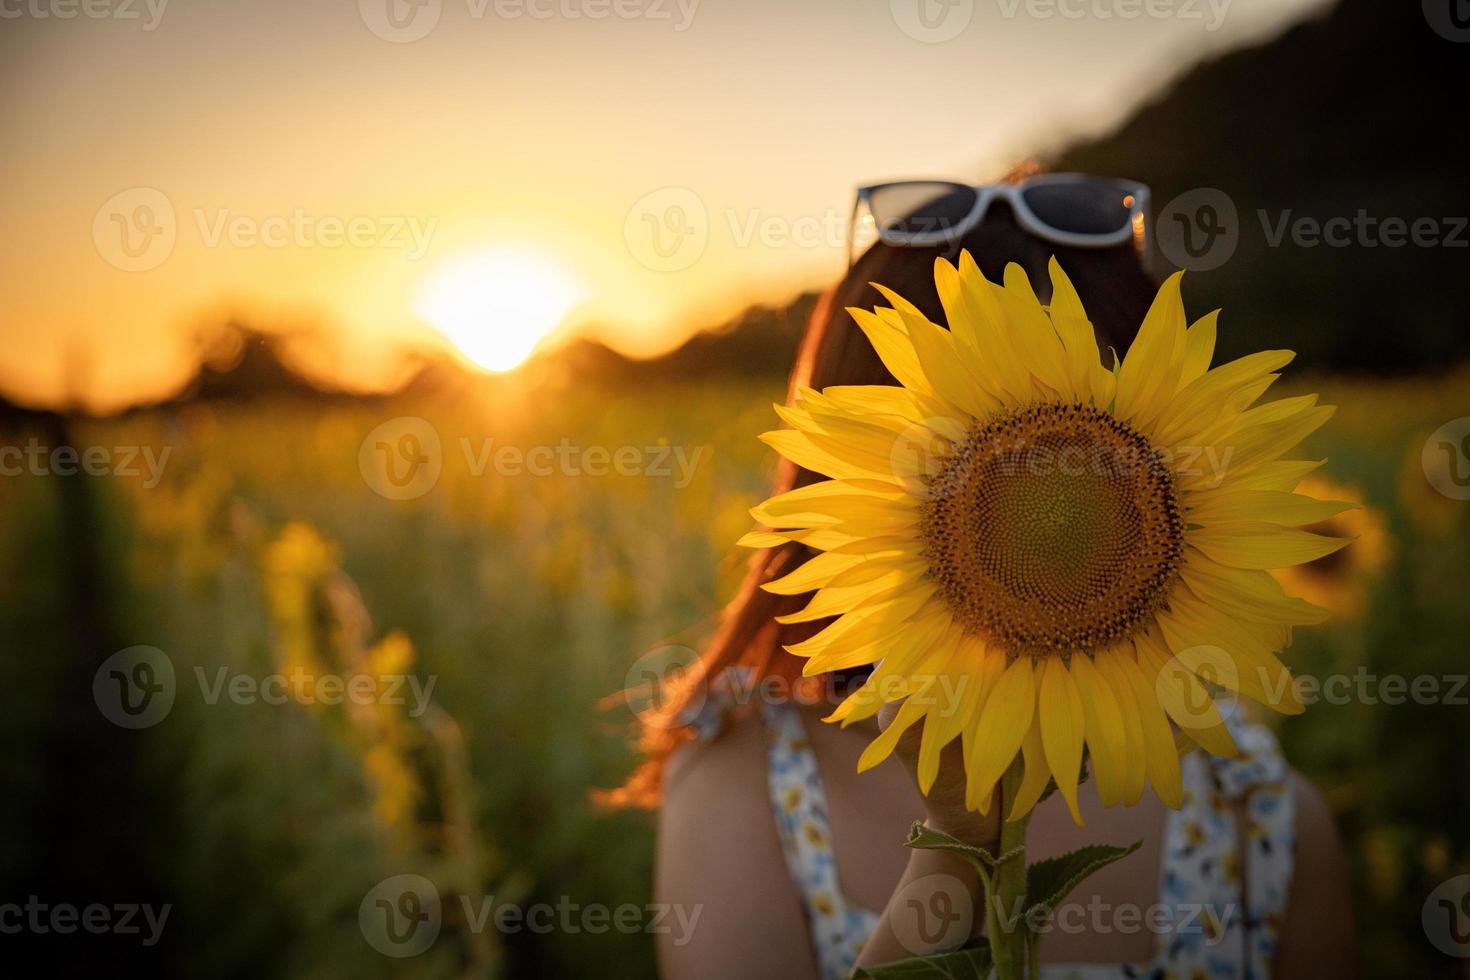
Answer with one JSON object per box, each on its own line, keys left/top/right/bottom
{"left": 176, "top": 322, "right": 351, "bottom": 403}
{"left": 546, "top": 293, "right": 818, "bottom": 384}
{"left": 1050, "top": 0, "right": 1466, "bottom": 371}
{"left": 622, "top": 0, "right": 1464, "bottom": 378}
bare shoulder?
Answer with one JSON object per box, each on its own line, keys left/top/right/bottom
{"left": 655, "top": 710, "right": 818, "bottom": 980}
{"left": 1274, "top": 769, "right": 1359, "bottom": 979}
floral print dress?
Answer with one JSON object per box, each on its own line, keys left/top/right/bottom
{"left": 691, "top": 671, "right": 1295, "bottom": 980}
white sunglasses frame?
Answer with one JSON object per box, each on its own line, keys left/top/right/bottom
{"left": 848, "top": 173, "right": 1151, "bottom": 266}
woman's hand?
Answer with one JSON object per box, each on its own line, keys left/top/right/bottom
{"left": 854, "top": 701, "right": 1003, "bottom": 968}
{"left": 877, "top": 700, "right": 1002, "bottom": 850}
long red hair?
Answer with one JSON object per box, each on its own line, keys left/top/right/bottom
{"left": 606, "top": 179, "right": 1157, "bottom": 808}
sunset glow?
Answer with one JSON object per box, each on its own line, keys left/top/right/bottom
{"left": 413, "top": 250, "right": 584, "bottom": 373}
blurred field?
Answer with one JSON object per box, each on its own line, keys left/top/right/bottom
{"left": 1, "top": 365, "right": 1467, "bottom": 978}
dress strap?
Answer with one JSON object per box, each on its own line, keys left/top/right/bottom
{"left": 759, "top": 698, "right": 876, "bottom": 980}
{"left": 1218, "top": 720, "right": 1296, "bottom": 980}
{"left": 1155, "top": 715, "right": 1295, "bottom": 979}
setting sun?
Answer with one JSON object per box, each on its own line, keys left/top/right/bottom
{"left": 414, "top": 250, "right": 584, "bottom": 373}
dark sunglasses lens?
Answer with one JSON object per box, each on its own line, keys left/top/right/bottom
{"left": 868, "top": 182, "right": 978, "bottom": 239}
{"left": 1021, "top": 181, "right": 1136, "bottom": 236}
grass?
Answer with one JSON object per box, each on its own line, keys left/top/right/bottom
{"left": 1, "top": 364, "right": 1467, "bottom": 977}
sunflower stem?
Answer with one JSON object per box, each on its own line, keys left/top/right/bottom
{"left": 985, "top": 756, "right": 1032, "bottom": 979}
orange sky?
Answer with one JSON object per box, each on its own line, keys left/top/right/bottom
{"left": 0, "top": 0, "right": 1331, "bottom": 410}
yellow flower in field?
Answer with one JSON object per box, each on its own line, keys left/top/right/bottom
{"left": 1270, "top": 477, "right": 1389, "bottom": 619}
{"left": 741, "top": 254, "right": 1349, "bottom": 823}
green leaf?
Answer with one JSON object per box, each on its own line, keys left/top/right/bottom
{"left": 905, "top": 822, "right": 1023, "bottom": 875}
{"left": 852, "top": 942, "right": 994, "bottom": 979}
{"left": 1024, "top": 840, "right": 1141, "bottom": 917}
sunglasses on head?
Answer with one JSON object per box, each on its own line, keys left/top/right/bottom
{"left": 847, "top": 173, "right": 1150, "bottom": 266}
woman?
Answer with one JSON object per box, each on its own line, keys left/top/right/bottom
{"left": 627, "top": 174, "right": 1357, "bottom": 979}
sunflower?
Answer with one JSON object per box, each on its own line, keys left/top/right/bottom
{"left": 740, "top": 254, "right": 1349, "bottom": 824}
{"left": 1270, "top": 476, "right": 1389, "bottom": 619}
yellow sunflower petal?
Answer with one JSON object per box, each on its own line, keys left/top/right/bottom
{"left": 1223, "top": 459, "right": 1325, "bottom": 493}
{"left": 1135, "top": 627, "right": 1239, "bottom": 758}
{"left": 1093, "top": 650, "right": 1147, "bottom": 805}
{"left": 997, "top": 262, "right": 1070, "bottom": 396}
{"left": 1115, "top": 271, "right": 1185, "bottom": 428}
{"left": 1179, "top": 551, "right": 1330, "bottom": 626}
{"left": 803, "top": 597, "right": 946, "bottom": 677}
{"left": 759, "top": 429, "right": 894, "bottom": 483}
{"left": 761, "top": 550, "right": 868, "bottom": 594}
{"left": 1190, "top": 522, "right": 1352, "bottom": 569}
{"left": 1111, "top": 649, "right": 1183, "bottom": 808}
{"left": 949, "top": 252, "right": 1034, "bottom": 403}
{"left": 1187, "top": 489, "right": 1356, "bottom": 527}
{"left": 847, "top": 306, "right": 932, "bottom": 397}
{"left": 857, "top": 688, "right": 931, "bottom": 773}
{"left": 751, "top": 480, "right": 911, "bottom": 528}
{"left": 1037, "top": 657, "right": 1086, "bottom": 824}
{"left": 1008, "top": 713, "right": 1052, "bottom": 821}
{"left": 916, "top": 627, "right": 969, "bottom": 793}
{"left": 1044, "top": 258, "right": 1115, "bottom": 406}
{"left": 1070, "top": 654, "right": 1129, "bottom": 807}
{"left": 775, "top": 566, "right": 921, "bottom": 624}
{"left": 965, "top": 656, "right": 1036, "bottom": 813}
{"left": 1151, "top": 349, "right": 1295, "bottom": 448}
{"left": 1178, "top": 310, "right": 1219, "bottom": 389}
{"left": 873, "top": 291, "right": 1002, "bottom": 421}
{"left": 785, "top": 587, "right": 934, "bottom": 660}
